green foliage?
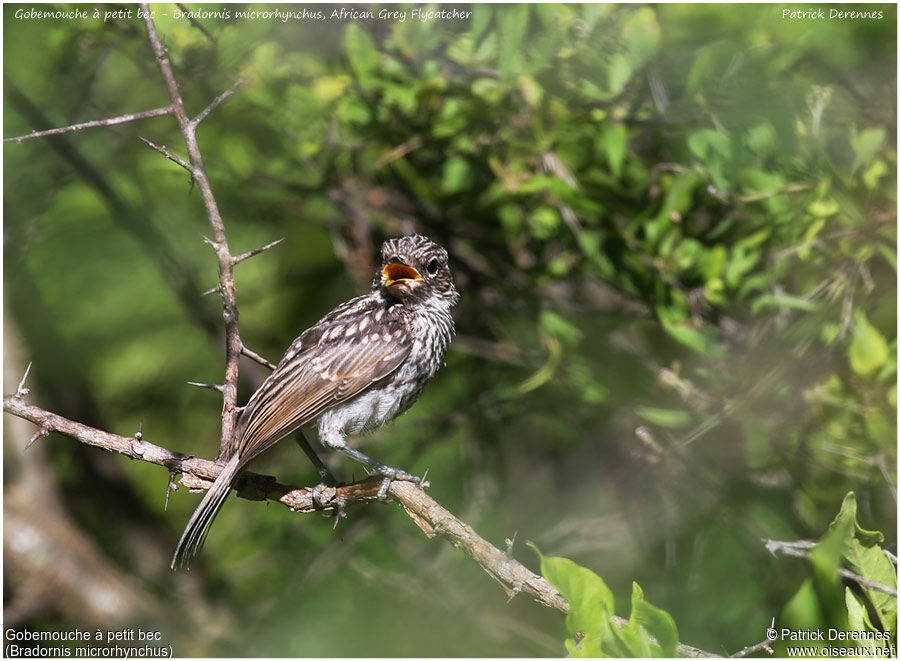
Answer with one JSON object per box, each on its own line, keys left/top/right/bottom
{"left": 3, "top": 3, "right": 895, "bottom": 657}
{"left": 779, "top": 493, "right": 897, "bottom": 654}
{"left": 530, "top": 544, "right": 679, "bottom": 657}
{"left": 850, "top": 310, "right": 891, "bottom": 377}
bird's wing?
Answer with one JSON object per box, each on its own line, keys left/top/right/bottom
{"left": 234, "top": 305, "right": 411, "bottom": 464}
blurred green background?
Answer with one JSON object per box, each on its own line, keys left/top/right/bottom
{"left": 3, "top": 3, "right": 896, "bottom": 657}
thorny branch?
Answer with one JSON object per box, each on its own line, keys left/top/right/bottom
{"left": 764, "top": 538, "right": 898, "bottom": 597}
{"left": 730, "top": 640, "right": 774, "bottom": 658}
{"left": 2, "top": 394, "right": 719, "bottom": 658}
{"left": 3, "top": 396, "right": 397, "bottom": 515}
{"left": 140, "top": 5, "right": 243, "bottom": 460}
{"left": 4, "top": 105, "right": 174, "bottom": 143}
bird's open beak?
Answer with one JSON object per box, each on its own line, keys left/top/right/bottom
{"left": 383, "top": 263, "right": 422, "bottom": 288}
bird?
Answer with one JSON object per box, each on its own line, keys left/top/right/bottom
{"left": 171, "top": 234, "right": 458, "bottom": 569}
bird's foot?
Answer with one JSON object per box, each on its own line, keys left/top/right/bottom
{"left": 333, "top": 445, "right": 422, "bottom": 497}
{"left": 374, "top": 466, "right": 422, "bottom": 500}
{"left": 311, "top": 482, "right": 334, "bottom": 509}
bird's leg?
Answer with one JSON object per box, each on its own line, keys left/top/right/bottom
{"left": 294, "top": 431, "right": 339, "bottom": 486}
{"left": 334, "top": 445, "right": 420, "bottom": 486}
{"left": 295, "top": 432, "right": 342, "bottom": 510}
{"left": 318, "top": 430, "right": 420, "bottom": 500}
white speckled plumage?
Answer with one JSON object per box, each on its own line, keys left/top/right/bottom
{"left": 172, "top": 234, "right": 457, "bottom": 569}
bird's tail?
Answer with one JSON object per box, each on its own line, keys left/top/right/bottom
{"left": 171, "top": 453, "right": 242, "bottom": 570}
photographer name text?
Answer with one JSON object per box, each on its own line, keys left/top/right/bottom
{"left": 782, "top": 8, "right": 884, "bottom": 20}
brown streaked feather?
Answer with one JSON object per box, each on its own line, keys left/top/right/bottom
{"left": 233, "top": 302, "right": 411, "bottom": 465}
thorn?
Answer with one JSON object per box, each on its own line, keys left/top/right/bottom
{"left": 505, "top": 531, "right": 517, "bottom": 556}
{"left": 138, "top": 136, "right": 193, "bottom": 172}
{"left": 233, "top": 237, "right": 285, "bottom": 265}
{"left": 201, "top": 235, "right": 216, "bottom": 248}
{"left": 420, "top": 468, "right": 429, "bottom": 484}
{"left": 201, "top": 285, "right": 221, "bottom": 297}
{"left": 25, "top": 426, "right": 50, "bottom": 450}
{"left": 187, "top": 381, "right": 225, "bottom": 392}
{"left": 241, "top": 345, "right": 276, "bottom": 370}
{"left": 165, "top": 469, "right": 178, "bottom": 510}
{"left": 134, "top": 421, "right": 143, "bottom": 442}
{"left": 15, "top": 362, "right": 32, "bottom": 398}
{"left": 332, "top": 497, "right": 347, "bottom": 529}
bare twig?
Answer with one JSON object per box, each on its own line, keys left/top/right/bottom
{"left": 764, "top": 538, "right": 898, "bottom": 597}
{"left": 176, "top": 3, "right": 217, "bottom": 43}
{"left": 4, "top": 105, "right": 174, "bottom": 143}
{"left": 138, "top": 136, "right": 193, "bottom": 172}
{"left": 375, "top": 136, "right": 422, "bottom": 167}
{"left": 240, "top": 345, "right": 277, "bottom": 371}
{"left": 233, "top": 238, "right": 285, "bottom": 265}
{"left": 731, "top": 639, "right": 774, "bottom": 657}
{"left": 141, "top": 6, "right": 243, "bottom": 461}
{"left": 194, "top": 80, "right": 241, "bottom": 125}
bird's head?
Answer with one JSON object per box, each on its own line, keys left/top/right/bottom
{"left": 376, "top": 234, "right": 458, "bottom": 308}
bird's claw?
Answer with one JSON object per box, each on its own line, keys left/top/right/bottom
{"left": 374, "top": 468, "right": 422, "bottom": 500}
{"left": 311, "top": 482, "right": 334, "bottom": 509}
{"left": 377, "top": 477, "right": 392, "bottom": 501}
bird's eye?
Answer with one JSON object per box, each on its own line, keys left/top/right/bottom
{"left": 426, "top": 259, "right": 439, "bottom": 275}
{"left": 389, "top": 256, "right": 402, "bottom": 264}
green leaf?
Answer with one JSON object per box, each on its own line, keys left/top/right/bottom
{"left": 636, "top": 406, "right": 692, "bottom": 429}
{"left": 528, "top": 206, "right": 561, "bottom": 239}
{"left": 751, "top": 292, "right": 820, "bottom": 313}
{"left": 746, "top": 122, "right": 776, "bottom": 156}
{"left": 599, "top": 124, "right": 628, "bottom": 179}
{"left": 540, "top": 310, "right": 582, "bottom": 345}
{"left": 845, "top": 587, "right": 870, "bottom": 633}
{"left": 621, "top": 7, "right": 660, "bottom": 65}
{"left": 471, "top": 77, "right": 504, "bottom": 102}
{"left": 863, "top": 159, "right": 888, "bottom": 190}
{"left": 831, "top": 493, "right": 895, "bottom": 633}
{"left": 849, "top": 310, "right": 889, "bottom": 376}
{"left": 809, "top": 495, "right": 854, "bottom": 630}
{"left": 517, "top": 74, "right": 543, "bottom": 107}
{"left": 469, "top": 4, "right": 493, "bottom": 39}
{"left": 497, "top": 4, "right": 529, "bottom": 74}
{"left": 630, "top": 582, "right": 679, "bottom": 657}
{"left": 608, "top": 54, "right": 632, "bottom": 95}
{"left": 313, "top": 75, "right": 351, "bottom": 104}
{"left": 739, "top": 168, "right": 781, "bottom": 196}
{"left": 782, "top": 579, "right": 827, "bottom": 634}
{"left": 845, "top": 588, "right": 883, "bottom": 654}
{"left": 441, "top": 156, "right": 470, "bottom": 194}
{"left": 689, "top": 129, "right": 730, "bottom": 161}
{"left": 851, "top": 127, "right": 886, "bottom": 175}
{"left": 529, "top": 543, "right": 616, "bottom": 654}
{"left": 808, "top": 199, "right": 839, "bottom": 217}
{"left": 657, "top": 307, "right": 720, "bottom": 357}
{"left": 345, "top": 23, "right": 378, "bottom": 88}
{"left": 530, "top": 546, "right": 680, "bottom": 658}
